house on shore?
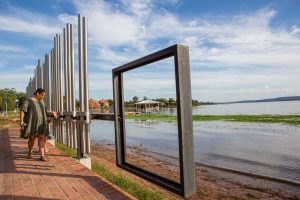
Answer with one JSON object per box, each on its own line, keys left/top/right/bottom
{"left": 135, "top": 100, "right": 161, "bottom": 114}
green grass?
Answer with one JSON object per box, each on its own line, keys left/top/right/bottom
{"left": 55, "top": 142, "right": 77, "bottom": 158}
{"left": 92, "top": 161, "right": 166, "bottom": 200}
{"left": 125, "top": 114, "right": 300, "bottom": 126}
{"left": 55, "top": 143, "right": 166, "bottom": 200}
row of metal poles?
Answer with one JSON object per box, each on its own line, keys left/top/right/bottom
{"left": 25, "top": 15, "right": 90, "bottom": 156}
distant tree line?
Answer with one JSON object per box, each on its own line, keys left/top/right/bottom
{"left": 0, "top": 88, "right": 27, "bottom": 112}
{"left": 0, "top": 88, "right": 214, "bottom": 113}
{"left": 122, "top": 96, "right": 214, "bottom": 108}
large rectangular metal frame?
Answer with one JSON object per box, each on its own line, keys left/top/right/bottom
{"left": 112, "top": 44, "right": 196, "bottom": 197}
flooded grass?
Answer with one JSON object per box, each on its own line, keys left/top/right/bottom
{"left": 125, "top": 114, "right": 300, "bottom": 126}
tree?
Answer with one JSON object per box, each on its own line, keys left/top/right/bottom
{"left": 143, "top": 96, "right": 148, "bottom": 100}
{"left": 0, "top": 88, "right": 18, "bottom": 112}
{"left": 107, "top": 99, "right": 114, "bottom": 107}
{"left": 16, "top": 92, "right": 27, "bottom": 109}
{"left": 0, "top": 88, "right": 28, "bottom": 112}
{"left": 132, "top": 96, "right": 139, "bottom": 103}
{"left": 154, "top": 98, "right": 168, "bottom": 107}
{"left": 168, "top": 98, "right": 176, "bottom": 107}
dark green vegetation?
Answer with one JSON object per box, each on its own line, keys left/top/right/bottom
{"left": 0, "top": 88, "right": 26, "bottom": 112}
{"left": 55, "top": 143, "right": 166, "bottom": 200}
{"left": 125, "top": 114, "right": 300, "bottom": 126}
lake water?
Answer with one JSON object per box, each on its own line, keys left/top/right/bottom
{"left": 162, "top": 100, "right": 300, "bottom": 115}
{"left": 90, "top": 101, "right": 300, "bottom": 183}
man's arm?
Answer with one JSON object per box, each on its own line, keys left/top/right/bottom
{"left": 46, "top": 111, "right": 59, "bottom": 118}
{"left": 20, "top": 111, "right": 25, "bottom": 126}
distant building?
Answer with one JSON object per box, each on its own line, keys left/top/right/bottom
{"left": 135, "top": 100, "right": 161, "bottom": 113}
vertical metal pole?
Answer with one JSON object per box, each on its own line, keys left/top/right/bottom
{"left": 54, "top": 37, "right": 58, "bottom": 142}
{"left": 57, "top": 34, "right": 61, "bottom": 144}
{"left": 58, "top": 34, "right": 64, "bottom": 144}
{"left": 45, "top": 53, "right": 52, "bottom": 139}
{"left": 51, "top": 48, "right": 55, "bottom": 140}
{"left": 45, "top": 53, "right": 51, "bottom": 110}
{"left": 83, "top": 16, "right": 90, "bottom": 154}
{"left": 70, "top": 24, "right": 75, "bottom": 113}
{"left": 70, "top": 23, "right": 77, "bottom": 148}
{"left": 63, "top": 28, "right": 70, "bottom": 147}
{"left": 67, "top": 24, "right": 72, "bottom": 148}
{"left": 64, "top": 27, "right": 68, "bottom": 111}
{"left": 33, "top": 69, "right": 37, "bottom": 92}
{"left": 37, "top": 65, "right": 39, "bottom": 88}
{"left": 78, "top": 15, "right": 84, "bottom": 112}
{"left": 51, "top": 49, "right": 54, "bottom": 111}
{"left": 83, "top": 17, "right": 89, "bottom": 112}
{"left": 37, "top": 60, "right": 40, "bottom": 88}
{"left": 58, "top": 34, "right": 63, "bottom": 114}
{"left": 57, "top": 34, "right": 60, "bottom": 143}
{"left": 38, "top": 59, "right": 43, "bottom": 88}
{"left": 42, "top": 63, "right": 46, "bottom": 104}
{"left": 78, "top": 14, "right": 85, "bottom": 156}
{"left": 29, "top": 78, "right": 32, "bottom": 98}
{"left": 53, "top": 38, "right": 57, "bottom": 112}
{"left": 63, "top": 27, "right": 68, "bottom": 146}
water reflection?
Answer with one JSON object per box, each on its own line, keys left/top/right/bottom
{"left": 166, "top": 101, "right": 300, "bottom": 115}
{"left": 90, "top": 119, "right": 300, "bottom": 182}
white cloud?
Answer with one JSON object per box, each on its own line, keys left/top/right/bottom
{"left": 0, "top": 44, "right": 26, "bottom": 53}
{"left": 23, "top": 65, "right": 37, "bottom": 70}
{"left": 0, "top": 5, "right": 69, "bottom": 38}
{"left": 1, "top": 1, "right": 300, "bottom": 102}
{"left": 0, "top": 71, "right": 32, "bottom": 92}
{"left": 0, "top": 15, "right": 60, "bottom": 38}
{"left": 71, "top": 1, "right": 300, "bottom": 70}
{"left": 73, "top": 0, "right": 142, "bottom": 47}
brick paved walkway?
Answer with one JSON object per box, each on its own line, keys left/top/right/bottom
{"left": 0, "top": 128, "right": 136, "bottom": 200}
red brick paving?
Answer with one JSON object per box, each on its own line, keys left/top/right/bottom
{"left": 0, "top": 128, "right": 136, "bottom": 200}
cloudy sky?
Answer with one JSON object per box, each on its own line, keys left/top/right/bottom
{"left": 0, "top": 0, "right": 299, "bottom": 102}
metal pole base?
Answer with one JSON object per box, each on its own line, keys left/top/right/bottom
{"left": 47, "top": 139, "right": 56, "bottom": 146}
{"left": 77, "top": 156, "right": 91, "bottom": 170}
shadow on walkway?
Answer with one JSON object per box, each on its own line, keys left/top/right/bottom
{"left": 0, "top": 129, "right": 135, "bottom": 200}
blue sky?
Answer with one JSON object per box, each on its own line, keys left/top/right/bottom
{"left": 0, "top": 0, "right": 300, "bottom": 102}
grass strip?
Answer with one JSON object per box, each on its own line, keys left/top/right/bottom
{"left": 125, "top": 114, "right": 300, "bottom": 126}
{"left": 55, "top": 143, "right": 166, "bottom": 200}
{"left": 92, "top": 161, "right": 165, "bottom": 200}
{"left": 55, "top": 142, "right": 77, "bottom": 158}
{"left": 0, "top": 115, "right": 19, "bottom": 129}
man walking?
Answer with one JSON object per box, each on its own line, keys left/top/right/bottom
{"left": 20, "top": 88, "right": 58, "bottom": 161}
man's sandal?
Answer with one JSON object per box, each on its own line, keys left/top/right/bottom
{"left": 40, "top": 156, "right": 48, "bottom": 161}
{"left": 27, "top": 152, "right": 32, "bottom": 159}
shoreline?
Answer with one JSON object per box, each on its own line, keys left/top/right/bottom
{"left": 91, "top": 142, "right": 300, "bottom": 199}
{"left": 125, "top": 114, "right": 300, "bottom": 126}
{"left": 135, "top": 145, "right": 300, "bottom": 187}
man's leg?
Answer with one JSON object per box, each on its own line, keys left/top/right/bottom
{"left": 27, "top": 135, "right": 35, "bottom": 158}
{"left": 44, "top": 138, "right": 49, "bottom": 153}
{"left": 38, "top": 134, "right": 46, "bottom": 160}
